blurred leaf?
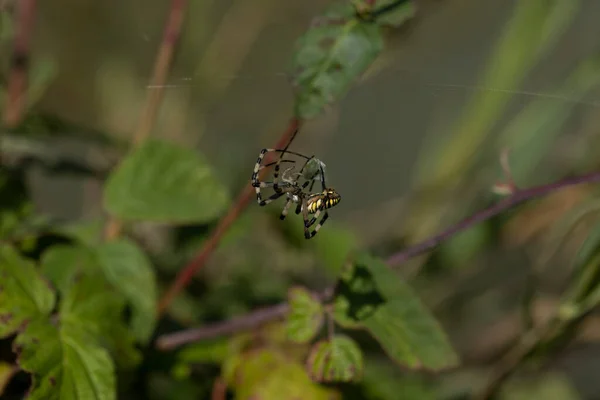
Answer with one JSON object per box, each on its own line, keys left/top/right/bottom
{"left": 286, "top": 286, "right": 325, "bottom": 344}
{"left": 176, "top": 337, "right": 232, "bottom": 366}
{"left": 95, "top": 239, "right": 157, "bottom": 343}
{"left": 498, "top": 57, "right": 600, "bottom": 182}
{"left": 571, "top": 218, "right": 600, "bottom": 276}
{"left": 361, "top": 358, "right": 436, "bottom": 400}
{"left": 40, "top": 245, "right": 94, "bottom": 293}
{"left": 0, "top": 245, "right": 55, "bottom": 338}
{"left": 0, "top": 362, "right": 17, "bottom": 396}
{"left": 354, "top": 0, "right": 417, "bottom": 27}
{"left": 314, "top": 223, "right": 358, "bottom": 276}
{"left": 416, "top": 0, "right": 579, "bottom": 184}
{"left": 27, "top": 58, "right": 58, "bottom": 108}
{"left": 0, "top": 11, "right": 14, "bottom": 42}
{"left": 307, "top": 335, "right": 363, "bottom": 383}
{"left": 334, "top": 253, "right": 459, "bottom": 369}
{"left": 15, "top": 318, "right": 115, "bottom": 400}
{"left": 559, "top": 222, "right": 600, "bottom": 319}
{"left": 52, "top": 218, "right": 105, "bottom": 247}
{"left": 224, "top": 347, "right": 339, "bottom": 400}
{"left": 291, "top": 2, "right": 384, "bottom": 119}
{"left": 499, "top": 372, "right": 579, "bottom": 400}
{"left": 439, "top": 223, "right": 490, "bottom": 269}
{"left": 104, "top": 139, "right": 230, "bottom": 223}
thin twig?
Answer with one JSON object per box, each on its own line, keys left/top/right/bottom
{"left": 104, "top": 0, "right": 188, "bottom": 240}
{"left": 3, "top": 0, "right": 36, "bottom": 127}
{"left": 155, "top": 170, "right": 600, "bottom": 350}
{"left": 156, "top": 303, "right": 290, "bottom": 350}
{"left": 386, "top": 170, "right": 600, "bottom": 266}
{"left": 156, "top": 118, "right": 302, "bottom": 315}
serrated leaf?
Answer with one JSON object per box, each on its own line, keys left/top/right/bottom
{"left": 15, "top": 319, "right": 115, "bottom": 400}
{"left": 286, "top": 287, "right": 324, "bottom": 343}
{"left": 307, "top": 335, "right": 363, "bottom": 382}
{"left": 95, "top": 239, "right": 157, "bottom": 343}
{"left": 60, "top": 270, "right": 142, "bottom": 368}
{"left": 103, "top": 139, "right": 230, "bottom": 223}
{"left": 0, "top": 245, "right": 55, "bottom": 338}
{"left": 333, "top": 253, "right": 459, "bottom": 370}
{"left": 291, "top": 2, "right": 384, "bottom": 119}
{"left": 40, "top": 245, "right": 143, "bottom": 368}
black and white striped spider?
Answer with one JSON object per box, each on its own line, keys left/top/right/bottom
{"left": 251, "top": 146, "right": 341, "bottom": 239}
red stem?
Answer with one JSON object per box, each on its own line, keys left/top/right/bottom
{"left": 3, "top": 0, "right": 36, "bottom": 127}
{"left": 157, "top": 118, "right": 302, "bottom": 315}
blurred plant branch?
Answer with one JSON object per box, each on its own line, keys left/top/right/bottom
{"left": 156, "top": 117, "right": 302, "bottom": 315}
{"left": 104, "top": 0, "right": 189, "bottom": 240}
{"left": 3, "top": 0, "right": 35, "bottom": 127}
{"left": 156, "top": 168, "right": 600, "bottom": 350}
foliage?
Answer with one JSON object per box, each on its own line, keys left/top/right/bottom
{"left": 2, "top": 0, "right": 600, "bottom": 399}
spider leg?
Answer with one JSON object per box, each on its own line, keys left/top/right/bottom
{"left": 301, "top": 197, "right": 312, "bottom": 239}
{"left": 305, "top": 208, "right": 321, "bottom": 228}
{"left": 256, "top": 190, "right": 286, "bottom": 207}
{"left": 254, "top": 180, "right": 292, "bottom": 205}
{"left": 306, "top": 211, "right": 329, "bottom": 239}
{"left": 279, "top": 196, "right": 293, "bottom": 220}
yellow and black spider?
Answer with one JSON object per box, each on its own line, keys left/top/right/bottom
{"left": 251, "top": 144, "right": 341, "bottom": 239}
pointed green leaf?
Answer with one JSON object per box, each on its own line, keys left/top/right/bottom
{"left": 307, "top": 335, "right": 363, "bottom": 382}
{"left": 95, "top": 239, "right": 157, "bottom": 343}
{"left": 291, "top": 2, "right": 384, "bottom": 119}
{"left": 104, "top": 139, "right": 230, "bottom": 223}
{"left": 0, "top": 245, "right": 55, "bottom": 338}
{"left": 333, "top": 253, "right": 459, "bottom": 370}
{"left": 15, "top": 319, "right": 115, "bottom": 400}
{"left": 286, "top": 287, "right": 325, "bottom": 343}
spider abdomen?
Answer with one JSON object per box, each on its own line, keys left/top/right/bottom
{"left": 306, "top": 189, "right": 341, "bottom": 214}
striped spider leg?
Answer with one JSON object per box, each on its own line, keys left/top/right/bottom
{"left": 250, "top": 142, "right": 340, "bottom": 238}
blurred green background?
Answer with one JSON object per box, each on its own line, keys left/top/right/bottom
{"left": 3, "top": 0, "right": 600, "bottom": 398}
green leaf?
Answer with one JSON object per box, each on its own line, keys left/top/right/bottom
{"left": 52, "top": 219, "right": 105, "bottom": 247}
{"left": 286, "top": 287, "right": 325, "bottom": 344}
{"left": 306, "top": 335, "right": 363, "bottom": 382}
{"left": 225, "top": 347, "right": 339, "bottom": 400}
{"left": 0, "top": 245, "right": 55, "bottom": 338}
{"left": 40, "top": 245, "right": 94, "bottom": 294}
{"left": 0, "top": 362, "right": 17, "bottom": 396}
{"left": 41, "top": 245, "right": 143, "bottom": 367}
{"left": 103, "top": 139, "right": 230, "bottom": 223}
{"left": 95, "top": 239, "right": 157, "bottom": 343}
{"left": 61, "top": 270, "right": 142, "bottom": 368}
{"left": 15, "top": 318, "right": 115, "bottom": 400}
{"left": 291, "top": 2, "right": 384, "bottom": 119}
{"left": 333, "top": 253, "right": 459, "bottom": 370}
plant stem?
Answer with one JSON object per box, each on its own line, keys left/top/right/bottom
{"left": 156, "top": 118, "right": 302, "bottom": 315}
{"left": 155, "top": 169, "right": 600, "bottom": 349}
{"left": 3, "top": 0, "right": 36, "bottom": 127}
{"left": 103, "top": 0, "right": 188, "bottom": 241}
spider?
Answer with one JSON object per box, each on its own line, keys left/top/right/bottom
{"left": 251, "top": 145, "right": 341, "bottom": 239}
